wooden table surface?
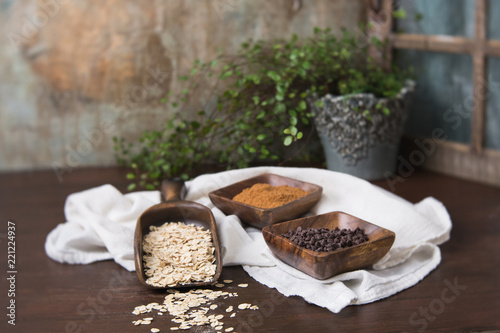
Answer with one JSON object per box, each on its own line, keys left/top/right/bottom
{"left": 0, "top": 167, "right": 499, "bottom": 333}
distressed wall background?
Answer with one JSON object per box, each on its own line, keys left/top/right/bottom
{"left": 0, "top": 0, "right": 364, "bottom": 174}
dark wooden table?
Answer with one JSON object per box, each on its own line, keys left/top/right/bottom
{"left": 1, "top": 167, "right": 499, "bottom": 333}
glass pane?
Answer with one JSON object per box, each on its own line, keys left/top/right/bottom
{"left": 396, "top": 0, "right": 474, "bottom": 38}
{"left": 396, "top": 50, "right": 473, "bottom": 144}
{"left": 488, "top": 0, "right": 500, "bottom": 39}
{"left": 486, "top": 57, "right": 500, "bottom": 150}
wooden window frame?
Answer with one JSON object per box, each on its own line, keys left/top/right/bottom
{"left": 367, "top": 0, "right": 500, "bottom": 187}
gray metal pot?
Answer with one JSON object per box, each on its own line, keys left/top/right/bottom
{"left": 310, "top": 80, "right": 415, "bottom": 180}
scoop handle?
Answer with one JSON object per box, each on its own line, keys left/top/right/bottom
{"left": 161, "top": 179, "right": 186, "bottom": 202}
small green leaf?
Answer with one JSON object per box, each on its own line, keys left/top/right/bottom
{"left": 284, "top": 128, "right": 291, "bottom": 134}
{"left": 393, "top": 9, "right": 406, "bottom": 19}
{"left": 382, "top": 107, "right": 391, "bottom": 115}
{"left": 290, "top": 126, "right": 298, "bottom": 136}
{"left": 253, "top": 96, "right": 260, "bottom": 105}
{"left": 127, "top": 183, "right": 136, "bottom": 191}
{"left": 257, "top": 134, "right": 266, "bottom": 141}
{"left": 290, "top": 117, "right": 298, "bottom": 126}
{"left": 371, "top": 36, "right": 382, "bottom": 46}
{"left": 314, "top": 100, "right": 324, "bottom": 108}
{"left": 298, "top": 100, "right": 307, "bottom": 111}
{"left": 275, "top": 103, "right": 286, "bottom": 113}
{"left": 251, "top": 75, "right": 260, "bottom": 84}
{"left": 220, "top": 70, "right": 233, "bottom": 79}
{"left": 284, "top": 136, "right": 293, "bottom": 146}
{"left": 297, "top": 132, "right": 303, "bottom": 139}
{"left": 267, "top": 70, "right": 280, "bottom": 81}
{"left": 340, "top": 48, "right": 350, "bottom": 59}
{"left": 126, "top": 173, "right": 135, "bottom": 180}
{"left": 363, "top": 110, "right": 372, "bottom": 121}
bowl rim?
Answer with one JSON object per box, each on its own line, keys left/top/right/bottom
{"left": 262, "top": 210, "right": 396, "bottom": 258}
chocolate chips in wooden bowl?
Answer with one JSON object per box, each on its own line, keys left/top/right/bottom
{"left": 282, "top": 226, "right": 369, "bottom": 252}
{"left": 262, "top": 211, "right": 395, "bottom": 280}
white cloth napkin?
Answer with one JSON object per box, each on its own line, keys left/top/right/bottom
{"left": 45, "top": 166, "right": 452, "bottom": 313}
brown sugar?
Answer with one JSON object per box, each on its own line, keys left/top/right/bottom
{"left": 232, "top": 183, "right": 309, "bottom": 209}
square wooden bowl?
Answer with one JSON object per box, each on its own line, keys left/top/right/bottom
{"left": 208, "top": 173, "right": 322, "bottom": 229}
{"left": 262, "top": 211, "right": 395, "bottom": 280}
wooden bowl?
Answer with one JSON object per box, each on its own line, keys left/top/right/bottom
{"left": 134, "top": 180, "right": 222, "bottom": 289}
{"left": 208, "top": 173, "right": 323, "bottom": 229}
{"left": 262, "top": 211, "right": 395, "bottom": 280}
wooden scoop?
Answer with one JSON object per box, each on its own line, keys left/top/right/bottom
{"left": 134, "top": 179, "right": 222, "bottom": 289}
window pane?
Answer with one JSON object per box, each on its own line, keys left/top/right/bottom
{"left": 396, "top": 50, "right": 473, "bottom": 144}
{"left": 488, "top": 0, "right": 500, "bottom": 39}
{"left": 396, "top": 0, "right": 474, "bottom": 38}
{"left": 486, "top": 57, "right": 500, "bottom": 150}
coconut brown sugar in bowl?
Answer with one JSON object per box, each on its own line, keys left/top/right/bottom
{"left": 232, "top": 183, "right": 310, "bottom": 209}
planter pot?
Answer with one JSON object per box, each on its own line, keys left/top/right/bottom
{"left": 310, "top": 80, "right": 415, "bottom": 180}
{"left": 319, "top": 133, "right": 400, "bottom": 180}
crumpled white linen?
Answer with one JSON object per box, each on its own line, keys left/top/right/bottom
{"left": 45, "top": 166, "right": 451, "bottom": 313}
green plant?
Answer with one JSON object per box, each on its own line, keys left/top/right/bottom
{"left": 114, "top": 27, "right": 410, "bottom": 190}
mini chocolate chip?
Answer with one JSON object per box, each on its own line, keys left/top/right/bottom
{"left": 281, "top": 226, "right": 368, "bottom": 252}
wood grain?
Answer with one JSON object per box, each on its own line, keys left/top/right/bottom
{"left": 390, "top": 34, "right": 474, "bottom": 54}
{"left": 471, "top": 0, "right": 488, "bottom": 154}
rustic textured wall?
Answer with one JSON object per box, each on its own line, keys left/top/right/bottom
{"left": 0, "top": 0, "right": 364, "bottom": 173}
